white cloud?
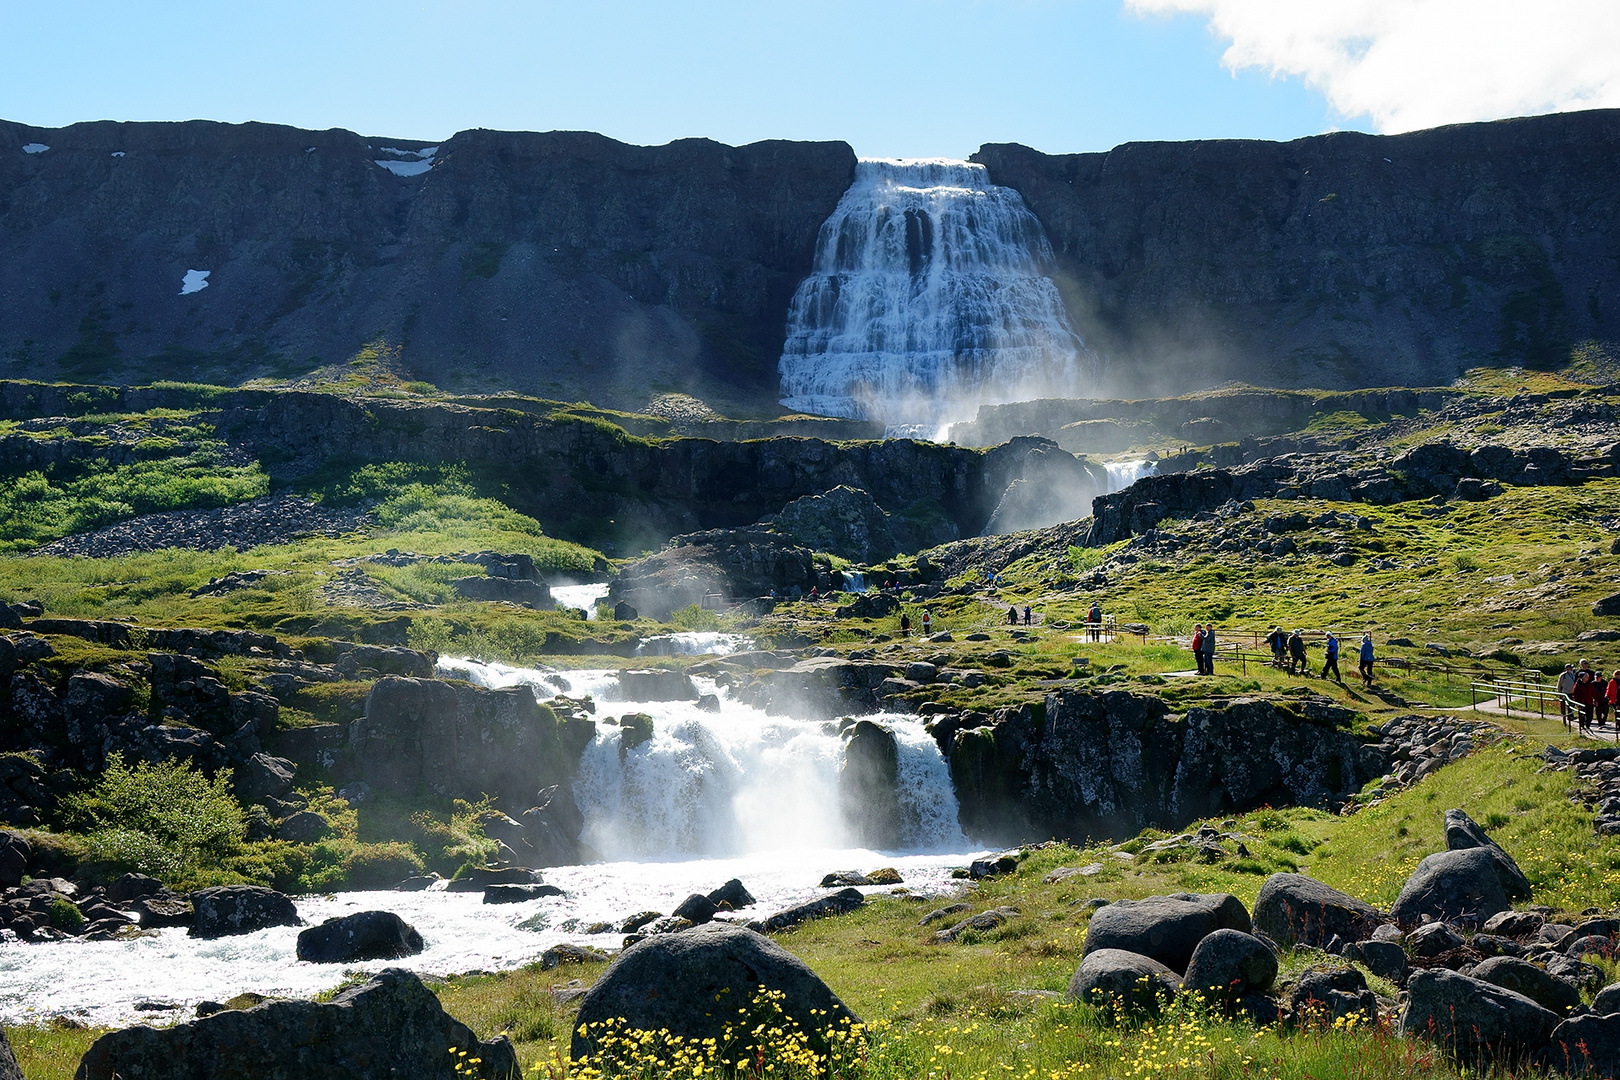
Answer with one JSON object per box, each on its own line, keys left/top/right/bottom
{"left": 1127, "top": 0, "right": 1620, "bottom": 132}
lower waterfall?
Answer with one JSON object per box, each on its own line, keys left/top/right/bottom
{"left": 439, "top": 659, "right": 970, "bottom": 859}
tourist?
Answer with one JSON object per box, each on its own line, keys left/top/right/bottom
{"left": 1201, "top": 622, "right": 1217, "bottom": 676}
{"left": 900, "top": 612, "right": 911, "bottom": 635}
{"left": 1575, "top": 664, "right": 1597, "bottom": 734}
{"left": 1088, "top": 601, "right": 1102, "bottom": 641}
{"left": 1191, "top": 624, "right": 1206, "bottom": 675}
{"left": 1609, "top": 670, "right": 1620, "bottom": 729}
{"left": 1599, "top": 669, "right": 1612, "bottom": 729}
{"left": 1322, "top": 631, "right": 1341, "bottom": 682}
{"left": 1359, "top": 633, "right": 1375, "bottom": 687}
{"left": 1288, "top": 629, "right": 1307, "bottom": 675}
{"left": 1268, "top": 626, "right": 1287, "bottom": 669}
{"left": 1559, "top": 663, "right": 1578, "bottom": 725}
{"left": 809, "top": 586, "right": 818, "bottom": 600}
{"left": 1007, "top": 605, "right": 1019, "bottom": 625}
{"left": 1023, "top": 605, "right": 1032, "bottom": 626}
{"left": 922, "top": 610, "right": 932, "bottom": 635}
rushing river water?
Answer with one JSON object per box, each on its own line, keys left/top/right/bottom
{"left": 0, "top": 650, "right": 984, "bottom": 1026}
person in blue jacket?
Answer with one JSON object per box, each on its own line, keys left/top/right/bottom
{"left": 1322, "top": 631, "right": 1341, "bottom": 682}
{"left": 1359, "top": 633, "right": 1375, "bottom": 687}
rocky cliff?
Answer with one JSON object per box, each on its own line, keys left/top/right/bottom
{"left": 975, "top": 110, "right": 1620, "bottom": 396}
{"left": 0, "top": 121, "right": 854, "bottom": 413}
{"left": 948, "top": 691, "right": 1380, "bottom": 845}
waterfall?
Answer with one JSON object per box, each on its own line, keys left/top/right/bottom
{"left": 439, "top": 659, "right": 969, "bottom": 859}
{"left": 778, "top": 158, "right": 1094, "bottom": 436}
{"left": 1105, "top": 459, "right": 1157, "bottom": 493}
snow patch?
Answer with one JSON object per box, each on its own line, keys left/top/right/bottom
{"left": 374, "top": 145, "right": 439, "bottom": 177}
{"left": 179, "top": 270, "right": 211, "bottom": 296}
{"left": 21, "top": 143, "right": 48, "bottom": 154}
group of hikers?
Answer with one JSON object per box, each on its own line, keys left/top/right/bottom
{"left": 1182, "top": 624, "right": 1376, "bottom": 687}
{"left": 1558, "top": 660, "right": 1620, "bottom": 734}
{"left": 898, "top": 610, "right": 933, "bottom": 636}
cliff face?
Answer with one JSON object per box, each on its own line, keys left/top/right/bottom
{"left": 0, "top": 120, "right": 854, "bottom": 412}
{"left": 974, "top": 110, "right": 1620, "bottom": 396}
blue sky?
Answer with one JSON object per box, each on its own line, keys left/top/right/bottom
{"left": 2, "top": 1, "right": 1615, "bottom": 158}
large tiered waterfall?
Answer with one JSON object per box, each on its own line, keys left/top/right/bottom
{"left": 778, "top": 158, "right": 1093, "bottom": 435}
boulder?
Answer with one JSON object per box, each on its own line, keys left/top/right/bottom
{"left": 189, "top": 886, "right": 301, "bottom": 939}
{"left": 1251, "top": 873, "right": 1383, "bottom": 950}
{"left": 1180, "top": 929, "right": 1278, "bottom": 1003}
{"left": 276, "top": 810, "right": 332, "bottom": 843}
{"left": 105, "top": 873, "right": 163, "bottom": 903}
{"left": 1343, "top": 939, "right": 1408, "bottom": 984}
{"left": 616, "top": 670, "right": 697, "bottom": 702}
{"left": 0, "top": 1029, "right": 19, "bottom": 1080}
{"left": 1389, "top": 848, "right": 1516, "bottom": 929}
{"left": 765, "top": 486, "right": 902, "bottom": 563}
{"left": 1081, "top": 893, "right": 1252, "bottom": 973}
{"left": 445, "top": 867, "right": 542, "bottom": 893}
{"left": 75, "top": 968, "right": 516, "bottom": 1079}
{"left": 0, "top": 831, "right": 29, "bottom": 889}
{"left": 1407, "top": 921, "right": 1466, "bottom": 957}
{"left": 1442, "top": 809, "right": 1532, "bottom": 899}
{"left": 483, "top": 884, "right": 564, "bottom": 904}
{"left": 1482, "top": 910, "right": 1545, "bottom": 938}
{"left": 234, "top": 754, "right": 296, "bottom": 803}
{"left": 134, "top": 895, "right": 194, "bottom": 929}
{"left": 296, "top": 912, "right": 425, "bottom": 963}
{"left": 933, "top": 907, "right": 1020, "bottom": 943}
{"left": 570, "top": 924, "right": 859, "bottom": 1061}
{"left": 1470, "top": 955, "right": 1580, "bottom": 1015}
{"left": 1539, "top": 1013, "right": 1620, "bottom": 1079}
{"left": 1067, "top": 949, "right": 1180, "bottom": 1016}
{"left": 707, "top": 879, "right": 755, "bottom": 910}
{"left": 1290, "top": 966, "right": 1379, "bottom": 1024}
{"left": 540, "top": 943, "right": 609, "bottom": 970}
{"left": 759, "top": 888, "right": 865, "bottom": 932}
{"left": 1400, "top": 968, "right": 1559, "bottom": 1069}
{"left": 673, "top": 893, "right": 719, "bottom": 925}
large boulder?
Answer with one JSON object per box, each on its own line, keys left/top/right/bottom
{"left": 1539, "top": 1014, "right": 1620, "bottom": 1078}
{"left": 1400, "top": 968, "right": 1559, "bottom": 1069}
{"left": 1180, "top": 929, "right": 1278, "bottom": 1003}
{"left": 1068, "top": 949, "right": 1180, "bottom": 1016}
{"left": 296, "top": 911, "right": 425, "bottom": 964}
{"left": 763, "top": 486, "right": 901, "bottom": 563}
{"left": 74, "top": 968, "right": 516, "bottom": 1079}
{"left": 1252, "top": 873, "right": 1383, "bottom": 950}
{"left": 188, "top": 886, "right": 301, "bottom": 939}
{"left": 1470, "top": 956, "right": 1580, "bottom": 1015}
{"left": 609, "top": 529, "right": 817, "bottom": 621}
{"left": 570, "top": 923, "right": 859, "bottom": 1061}
{"left": 1442, "top": 808, "right": 1532, "bottom": 899}
{"left": 1390, "top": 848, "right": 1517, "bottom": 928}
{"left": 0, "top": 1029, "right": 18, "bottom": 1080}
{"left": 1081, "top": 893, "right": 1251, "bottom": 973}
{"left": 234, "top": 753, "right": 296, "bottom": 803}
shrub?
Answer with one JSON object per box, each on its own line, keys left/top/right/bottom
{"left": 61, "top": 754, "right": 246, "bottom": 884}
{"left": 47, "top": 897, "right": 84, "bottom": 931}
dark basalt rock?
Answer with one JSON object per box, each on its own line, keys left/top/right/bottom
{"left": 296, "top": 911, "right": 425, "bottom": 963}
{"left": 188, "top": 886, "right": 301, "bottom": 939}
{"left": 1252, "top": 873, "right": 1383, "bottom": 951}
{"left": 1400, "top": 968, "right": 1559, "bottom": 1069}
{"left": 74, "top": 968, "right": 515, "bottom": 1079}
{"left": 840, "top": 720, "right": 902, "bottom": 850}
{"left": 571, "top": 924, "right": 859, "bottom": 1061}
{"left": 758, "top": 888, "right": 865, "bottom": 932}
{"left": 1180, "top": 929, "right": 1278, "bottom": 1003}
{"left": 1068, "top": 949, "right": 1180, "bottom": 1016}
{"left": 1081, "top": 892, "right": 1251, "bottom": 974}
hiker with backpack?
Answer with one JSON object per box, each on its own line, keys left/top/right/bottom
{"left": 1288, "top": 629, "right": 1308, "bottom": 675}
{"left": 1359, "top": 633, "right": 1375, "bottom": 687}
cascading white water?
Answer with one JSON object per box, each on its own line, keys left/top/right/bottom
{"left": 441, "top": 659, "right": 970, "bottom": 860}
{"left": 1104, "top": 458, "right": 1158, "bottom": 493}
{"left": 778, "top": 158, "right": 1094, "bottom": 435}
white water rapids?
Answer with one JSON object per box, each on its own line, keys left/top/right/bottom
{"left": 1, "top": 655, "right": 982, "bottom": 1025}
{"left": 778, "top": 158, "right": 1094, "bottom": 436}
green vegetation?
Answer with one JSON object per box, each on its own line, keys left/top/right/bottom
{"left": 60, "top": 754, "right": 246, "bottom": 884}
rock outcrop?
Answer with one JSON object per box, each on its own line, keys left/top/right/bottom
{"left": 352, "top": 676, "right": 594, "bottom": 808}
{"left": 975, "top": 111, "right": 1620, "bottom": 397}
{"left": 296, "top": 911, "right": 425, "bottom": 963}
{"left": 74, "top": 968, "right": 516, "bottom": 1080}
{"left": 839, "top": 721, "right": 902, "bottom": 849}
{"left": 949, "top": 691, "right": 1376, "bottom": 844}
{"left": 0, "top": 120, "right": 854, "bottom": 413}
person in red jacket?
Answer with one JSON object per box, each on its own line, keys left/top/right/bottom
{"left": 1608, "top": 669, "right": 1620, "bottom": 730}
{"left": 1574, "top": 665, "right": 1597, "bottom": 735}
